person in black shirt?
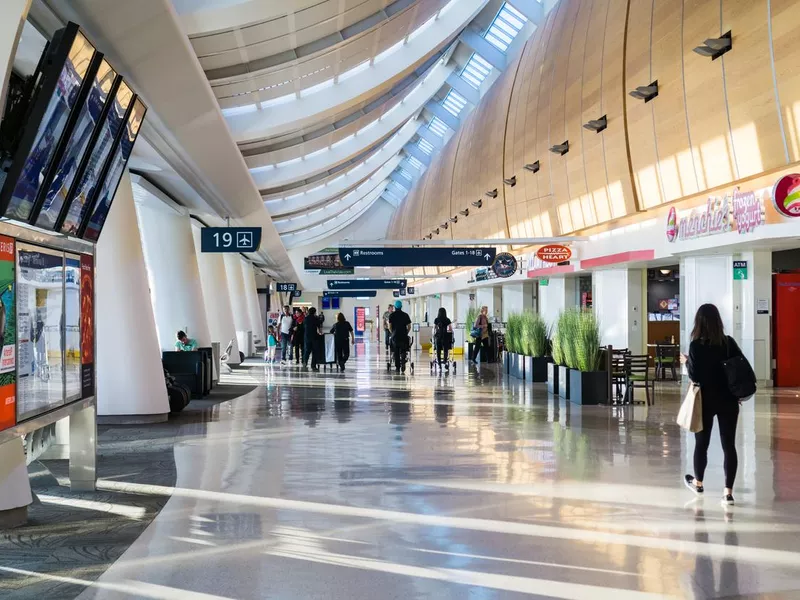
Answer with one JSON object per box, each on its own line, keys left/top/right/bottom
{"left": 388, "top": 300, "right": 412, "bottom": 372}
{"left": 682, "top": 303, "right": 743, "bottom": 506}
{"left": 330, "top": 312, "right": 355, "bottom": 371}
{"left": 303, "top": 307, "right": 322, "bottom": 371}
{"left": 433, "top": 307, "right": 453, "bottom": 370}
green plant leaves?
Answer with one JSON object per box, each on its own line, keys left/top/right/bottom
{"left": 506, "top": 311, "right": 549, "bottom": 357}
{"left": 552, "top": 308, "right": 601, "bottom": 371}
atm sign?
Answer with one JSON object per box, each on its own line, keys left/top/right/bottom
{"left": 536, "top": 244, "right": 572, "bottom": 263}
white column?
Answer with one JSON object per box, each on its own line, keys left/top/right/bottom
{"left": 456, "top": 290, "right": 471, "bottom": 324}
{"left": 501, "top": 283, "right": 533, "bottom": 319}
{"left": 738, "top": 250, "right": 772, "bottom": 384}
{"left": 136, "top": 204, "right": 211, "bottom": 350}
{"left": 0, "top": 0, "right": 31, "bottom": 120}
{"left": 241, "top": 261, "right": 264, "bottom": 344}
{"left": 592, "top": 269, "right": 644, "bottom": 353}
{"left": 0, "top": 438, "right": 32, "bottom": 526}
{"left": 224, "top": 254, "right": 251, "bottom": 356}
{"left": 681, "top": 255, "right": 735, "bottom": 355}
{"left": 192, "top": 226, "right": 241, "bottom": 365}
{"left": 96, "top": 171, "right": 169, "bottom": 421}
{"left": 538, "top": 277, "right": 577, "bottom": 330}
{"left": 440, "top": 293, "right": 455, "bottom": 321}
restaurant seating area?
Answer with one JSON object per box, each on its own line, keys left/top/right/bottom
{"left": 610, "top": 342, "right": 680, "bottom": 405}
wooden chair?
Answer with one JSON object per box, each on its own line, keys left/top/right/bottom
{"left": 611, "top": 348, "right": 630, "bottom": 402}
{"left": 625, "top": 355, "right": 655, "bottom": 405}
{"left": 655, "top": 343, "right": 678, "bottom": 380}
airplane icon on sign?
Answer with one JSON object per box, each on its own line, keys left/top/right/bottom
{"left": 237, "top": 231, "right": 253, "bottom": 249}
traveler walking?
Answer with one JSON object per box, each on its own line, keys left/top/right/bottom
{"left": 330, "top": 312, "right": 355, "bottom": 371}
{"left": 469, "top": 306, "right": 490, "bottom": 364}
{"left": 278, "top": 305, "right": 293, "bottom": 364}
{"left": 433, "top": 307, "right": 453, "bottom": 370}
{"left": 265, "top": 326, "right": 278, "bottom": 363}
{"left": 303, "top": 307, "right": 322, "bottom": 371}
{"left": 682, "top": 303, "right": 744, "bottom": 506}
{"left": 292, "top": 307, "right": 305, "bottom": 363}
{"left": 388, "top": 300, "right": 412, "bottom": 373}
{"left": 382, "top": 304, "right": 394, "bottom": 354}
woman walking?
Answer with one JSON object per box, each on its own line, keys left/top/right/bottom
{"left": 433, "top": 307, "right": 453, "bottom": 371}
{"left": 682, "top": 303, "right": 743, "bottom": 505}
{"left": 330, "top": 312, "right": 355, "bottom": 371}
{"left": 469, "top": 306, "right": 490, "bottom": 364}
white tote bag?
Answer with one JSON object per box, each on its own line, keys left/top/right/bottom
{"left": 677, "top": 384, "right": 703, "bottom": 432}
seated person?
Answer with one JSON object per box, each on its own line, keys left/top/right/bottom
{"left": 175, "top": 330, "right": 198, "bottom": 351}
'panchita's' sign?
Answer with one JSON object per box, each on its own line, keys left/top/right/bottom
{"left": 666, "top": 188, "right": 765, "bottom": 242}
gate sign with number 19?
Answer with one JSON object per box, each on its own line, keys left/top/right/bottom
{"left": 201, "top": 227, "right": 262, "bottom": 253}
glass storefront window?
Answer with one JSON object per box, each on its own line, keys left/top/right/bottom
{"left": 16, "top": 245, "right": 65, "bottom": 421}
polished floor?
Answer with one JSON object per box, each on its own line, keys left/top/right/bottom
{"left": 31, "top": 343, "right": 800, "bottom": 598}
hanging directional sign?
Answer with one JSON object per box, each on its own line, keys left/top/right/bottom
{"left": 407, "top": 286, "right": 415, "bottom": 295}
{"left": 339, "top": 247, "right": 496, "bottom": 267}
{"left": 327, "top": 279, "right": 407, "bottom": 290}
{"left": 276, "top": 282, "right": 297, "bottom": 292}
{"left": 323, "top": 290, "right": 378, "bottom": 298}
{"left": 292, "top": 290, "right": 302, "bottom": 298}
{"left": 201, "top": 227, "right": 262, "bottom": 253}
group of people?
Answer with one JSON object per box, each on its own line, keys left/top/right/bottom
{"left": 266, "top": 305, "right": 355, "bottom": 371}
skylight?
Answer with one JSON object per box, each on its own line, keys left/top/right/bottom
{"left": 442, "top": 89, "right": 467, "bottom": 117}
{"left": 398, "top": 168, "right": 414, "bottom": 182}
{"left": 461, "top": 53, "right": 492, "bottom": 88}
{"left": 485, "top": 3, "right": 528, "bottom": 52}
{"left": 417, "top": 138, "right": 435, "bottom": 155}
{"left": 406, "top": 155, "right": 425, "bottom": 171}
{"left": 428, "top": 116, "right": 449, "bottom": 137}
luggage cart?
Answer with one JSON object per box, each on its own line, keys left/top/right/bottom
{"left": 387, "top": 334, "right": 414, "bottom": 374}
{"left": 430, "top": 332, "right": 457, "bottom": 374}
{"left": 321, "top": 333, "right": 338, "bottom": 371}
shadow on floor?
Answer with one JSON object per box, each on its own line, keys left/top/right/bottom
{"left": 0, "top": 384, "right": 257, "bottom": 600}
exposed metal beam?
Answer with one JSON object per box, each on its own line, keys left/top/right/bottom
{"left": 390, "top": 171, "right": 412, "bottom": 190}
{"left": 507, "top": 0, "right": 544, "bottom": 25}
{"left": 403, "top": 143, "right": 432, "bottom": 166}
{"left": 425, "top": 100, "right": 460, "bottom": 130}
{"left": 459, "top": 29, "right": 508, "bottom": 71}
{"left": 416, "top": 124, "right": 445, "bottom": 148}
{"left": 445, "top": 72, "right": 480, "bottom": 105}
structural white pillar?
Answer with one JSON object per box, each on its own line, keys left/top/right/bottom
{"left": 681, "top": 255, "right": 735, "bottom": 356}
{"left": 501, "top": 283, "right": 534, "bottom": 320}
{"left": 456, "top": 290, "right": 471, "bottom": 325}
{"left": 0, "top": 437, "right": 32, "bottom": 526}
{"left": 136, "top": 203, "right": 211, "bottom": 350}
{"left": 539, "top": 277, "right": 577, "bottom": 330}
{"left": 192, "top": 226, "right": 241, "bottom": 365}
{"left": 224, "top": 254, "right": 251, "bottom": 356}
{"left": 440, "top": 293, "right": 455, "bottom": 321}
{"left": 241, "top": 261, "right": 264, "bottom": 344}
{"left": 737, "top": 250, "right": 772, "bottom": 385}
{"left": 96, "top": 171, "right": 169, "bottom": 422}
{"left": 0, "top": 0, "right": 31, "bottom": 120}
{"left": 476, "top": 286, "right": 502, "bottom": 321}
{"left": 592, "top": 269, "right": 645, "bottom": 353}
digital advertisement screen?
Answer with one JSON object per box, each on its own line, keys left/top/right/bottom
{"left": 60, "top": 81, "right": 132, "bottom": 236}
{"left": 36, "top": 60, "right": 117, "bottom": 230}
{"left": 4, "top": 32, "right": 96, "bottom": 222}
{"left": 82, "top": 97, "right": 146, "bottom": 242}
{"left": 64, "top": 255, "right": 81, "bottom": 401}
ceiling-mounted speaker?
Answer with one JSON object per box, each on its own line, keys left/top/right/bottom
{"left": 583, "top": 115, "right": 607, "bottom": 133}
{"left": 503, "top": 176, "right": 516, "bottom": 187}
{"left": 549, "top": 141, "right": 569, "bottom": 156}
{"left": 693, "top": 31, "right": 732, "bottom": 60}
{"left": 459, "top": 209, "right": 469, "bottom": 216}
{"left": 441, "top": 222, "right": 449, "bottom": 229}
{"left": 449, "top": 216, "right": 458, "bottom": 223}
{"left": 524, "top": 160, "right": 540, "bottom": 173}
{"left": 471, "top": 199, "right": 483, "bottom": 208}
{"left": 629, "top": 80, "right": 659, "bottom": 102}
{"left": 485, "top": 188, "right": 498, "bottom": 198}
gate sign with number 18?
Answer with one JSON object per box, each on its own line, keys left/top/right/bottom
{"left": 201, "top": 227, "right": 262, "bottom": 253}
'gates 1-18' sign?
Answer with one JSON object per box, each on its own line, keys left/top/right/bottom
{"left": 666, "top": 188, "right": 765, "bottom": 242}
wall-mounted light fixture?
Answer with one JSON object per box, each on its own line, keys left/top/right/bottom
{"left": 471, "top": 199, "right": 483, "bottom": 208}
{"left": 583, "top": 115, "right": 607, "bottom": 133}
{"left": 440, "top": 222, "right": 449, "bottom": 229}
{"left": 549, "top": 141, "right": 569, "bottom": 156}
{"left": 659, "top": 268, "right": 672, "bottom": 276}
{"left": 693, "top": 31, "right": 732, "bottom": 60}
{"left": 459, "top": 209, "right": 469, "bottom": 217}
{"left": 629, "top": 81, "right": 658, "bottom": 102}
{"left": 433, "top": 228, "right": 439, "bottom": 235}
{"left": 485, "top": 188, "right": 498, "bottom": 198}
{"left": 425, "top": 233, "right": 433, "bottom": 239}
{"left": 524, "top": 160, "right": 540, "bottom": 173}
{"left": 503, "top": 176, "right": 516, "bottom": 187}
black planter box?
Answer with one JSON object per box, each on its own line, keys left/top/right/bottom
{"left": 569, "top": 369, "right": 608, "bottom": 405}
{"left": 504, "top": 352, "right": 510, "bottom": 375}
{"left": 522, "top": 355, "right": 532, "bottom": 381}
{"left": 547, "top": 362, "right": 559, "bottom": 394}
{"left": 529, "top": 356, "right": 550, "bottom": 383}
{"left": 558, "top": 365, "right": 571, "bottom": 399}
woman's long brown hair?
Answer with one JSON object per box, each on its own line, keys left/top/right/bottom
{"left": 691, "top": 303, "right": 726, "bottom": 345}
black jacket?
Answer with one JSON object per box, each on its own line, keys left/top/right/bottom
{"left": 687, "top": 336, "right": 741, "bottom": 406}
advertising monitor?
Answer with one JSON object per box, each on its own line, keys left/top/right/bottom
{"left": 0, "top": 25, "right": 97, "bottom": 222}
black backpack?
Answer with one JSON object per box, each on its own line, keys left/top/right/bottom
{"left": 722, "top": 337, "right": 757, "bottom": 399}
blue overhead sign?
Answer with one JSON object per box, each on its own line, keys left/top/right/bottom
{"left": 327, "top": 279, "right": 407, "bottom": 290}
{"left": 338, "top": 247, "right": 496, "bottom": 267}
{"left": 323, "top": 290, "right": 378, "bottom": 298}
{"left": 201, "top": 227, "right": 261, "bottom": 253}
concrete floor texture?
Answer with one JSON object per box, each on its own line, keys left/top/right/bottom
{"left": 8, "top": 342, "right": 800, "bottom": 599}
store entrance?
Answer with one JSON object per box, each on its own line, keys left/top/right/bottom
{"left": 646, "top": 267, "right": 680, "bottom": 360}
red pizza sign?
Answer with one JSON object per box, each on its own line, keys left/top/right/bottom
{"left": 536, "top": 244, "right": 572, "bottom": 263}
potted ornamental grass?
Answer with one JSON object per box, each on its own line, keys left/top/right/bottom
{"left": 521, "top": 312, "right": 550, "bottom": 383}
{"left": 505, "top": 313, "right": 524, "bottom": 378}
{"left": 568, "top": 310, "right": 608, "bottom": 405}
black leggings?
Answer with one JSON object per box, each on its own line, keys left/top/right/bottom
{"left": 436, "top": 344, "right": 450, "bottom": 365}
{"left": 694, "top": 401, "right": 739, "bottom": 488}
